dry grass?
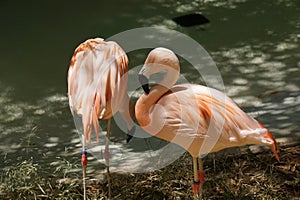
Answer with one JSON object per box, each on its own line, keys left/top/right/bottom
{"left": 1, "top": 142, "right": 299, "bottom": 199}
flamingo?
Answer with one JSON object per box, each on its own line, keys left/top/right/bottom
{"left": 67, "top": 38, "right": 135, "bottom": 199}
{"left": 135, "top": 47, "right": 279, "bottom": 199}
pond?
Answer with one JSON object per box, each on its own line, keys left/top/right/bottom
{"left": 0, "top": 0, "right": 299, "bottom": 175}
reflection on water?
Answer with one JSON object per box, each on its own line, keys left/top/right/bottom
{"left": 0, "top": 0, "right": 299, "bottom": 172}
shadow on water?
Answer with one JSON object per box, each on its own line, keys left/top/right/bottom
{"left": 0, "top": 85, "right": 80, "bottom": 173}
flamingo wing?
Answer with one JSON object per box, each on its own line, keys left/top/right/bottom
{"left": 68, "top": 38, "right": 128, "bottom": 142}
{"left": 191, "top": 85, "right": 268, "bottom": 151}
{"left": 152, "top": 84, "right": 271, "bottom": 156}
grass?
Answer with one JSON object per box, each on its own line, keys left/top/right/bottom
{"left": 1, "top": 142, "right": 299, "bottom": 199}
{"left": 0, "top": 158, "right": 82, "bottom": 200}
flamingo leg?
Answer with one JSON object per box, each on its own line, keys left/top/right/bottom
{"left": 81, "top": 136, "right": 88, "bottom": 200}
{"left": 82, "top": 161, "right": 87, "bottom": 200}
{"left": 105, "top": 118, "right": 112, "bottom": 200}
{"left": 192, "top": 157, "right": 200, "bottom": 200}
{"left": 198, "top": 158, "right": 205, "bottom": 199}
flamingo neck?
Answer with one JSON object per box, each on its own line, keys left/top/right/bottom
{"left": 136, "top": 67, "right": 179, "bottom": 127}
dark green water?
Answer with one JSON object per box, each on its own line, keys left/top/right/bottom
{"left": 0, "top": 0, "right": 299, "bottom": 172}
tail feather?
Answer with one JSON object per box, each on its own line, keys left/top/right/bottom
{"left": 258, "top": 122, "right": 280, "bottom": 161}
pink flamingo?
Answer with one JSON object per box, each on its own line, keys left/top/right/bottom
{"left": 135, "top": 47, "right": 279, "bottom": 199}
{"left": 68, "top": 38, "right": 134, "bottom": 199}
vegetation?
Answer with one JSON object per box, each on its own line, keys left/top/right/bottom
{"left": 1, "top": 142, "right": 299, "bottom": 199}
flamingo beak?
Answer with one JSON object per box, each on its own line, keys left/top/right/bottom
{"left": 264, "top": 131, "right": 280, "bottom": 161}
{"left": 126, "top": 125, "right": 136, "bottom": 143}
{"left": 138, "top": 74, "right": 150, "bottom": 95}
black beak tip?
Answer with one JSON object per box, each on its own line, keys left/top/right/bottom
{"left": 142, "top": 84, "right": 150, "bottom": 95}
{"left": 138, "top": 74, "right": 150, "bottom": 94}
{"left": 126, "top": 126, "right": 136, "bottom": 143}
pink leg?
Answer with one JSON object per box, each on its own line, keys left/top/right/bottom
{"left": 105, "top": 119, "right": 112, "bottom": 200}
{"left": 198, "top": 158, "right": 204, "bottom": 199}
{"left": 192, "top": 157, "right": 200, "bottom": 199}
{"left": 81, "top": 150, "right": 88, "bottom": 200}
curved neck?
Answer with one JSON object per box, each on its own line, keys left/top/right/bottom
{"left": 148, "top": 67, "right": 179, "bottom": 105}
{"left": 136, "top": 67, "right": 179, "bottom": 127}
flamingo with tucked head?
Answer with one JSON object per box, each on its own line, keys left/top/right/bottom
{"left": 68, "top": 38, "right": 135, "bottom": 199}
{"left": 135, "top": 47, "right": 279, "bottom": 199}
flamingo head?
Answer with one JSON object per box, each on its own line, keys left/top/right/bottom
{"left": 138, "top": 47, "right": 180, "bottom": 95}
